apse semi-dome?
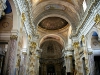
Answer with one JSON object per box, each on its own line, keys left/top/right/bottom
{"left": 39, "top": 17, "right": 68, "bottom": 30}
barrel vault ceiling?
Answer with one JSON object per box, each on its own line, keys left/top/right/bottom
{"left": 5, "top": 0, "right": 85, "bottom": 48}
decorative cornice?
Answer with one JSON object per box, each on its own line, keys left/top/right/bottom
{"left": 71, "top": 0, "right": 100, "bottom": 38}
{"left": 13, "top": 0, "right": 37, "bottom": 39}
{"left": 64, "top": 50, "right": 73, "bottom": 58}
{"left": 88, "top": 48, "right": 93, "bottom": 55}
{"left": 65, "top": 47, "right": 74, "bottom": 51}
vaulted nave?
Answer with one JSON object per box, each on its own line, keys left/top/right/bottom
{"left": 0, "top": 0, "right": 100, "bottom": 75}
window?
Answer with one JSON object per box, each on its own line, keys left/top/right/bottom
{"left": 83, "top": 0, "right": 87, "bottom": 12}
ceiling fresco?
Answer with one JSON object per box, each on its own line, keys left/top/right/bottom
{"left": 39, "top": 17, "right": 68, "bottom": 30}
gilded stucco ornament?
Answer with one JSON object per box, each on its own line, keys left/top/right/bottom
{"left": 73, "top": 42, "right": 79, "bottom": 49}
{"left": 28, "top": 35, "right": 31, "bottom": 40}
{"left": 13, "top": 0, "right": 36, "bottom": 38}
{"left": 10, "top": 35, "right": 18, "bottom": 40}
{"left": 81, "top": 35, "right": 85, "bottom": 44}
{"left": 94, "top": 14, "right": 100, "bottom": 24}
{"left": 21, "top": 13, "right": 26, "bottom": 21}
{"left": 30, "top": 42, "right": 37, "bottom": 49}
{"left": 16, "top": 54, "right": 21, "bottom": 67}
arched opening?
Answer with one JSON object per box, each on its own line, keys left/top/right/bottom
{"left": 39, "top": 39, "right": 65, "bottom": 75}
{"left": 0, "top": 0, "right": 13, "bottom": 31}
{"left": 0, "top": 0, "right": 12, "bottom": 75}
{"left": 91, "top": 31, "right": 100, "bottom": 75}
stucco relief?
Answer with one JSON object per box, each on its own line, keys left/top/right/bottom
{"left": 0, "top": 13, "right": 13, "bottom": 31}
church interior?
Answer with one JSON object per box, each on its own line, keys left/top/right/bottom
{"left": 0, "top": 0, "right": 100, "bottom": 75}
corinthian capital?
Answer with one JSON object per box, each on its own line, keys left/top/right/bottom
{"left": 10, "top": 35, "right": 18, "bottom": 40}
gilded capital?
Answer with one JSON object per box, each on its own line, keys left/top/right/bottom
{"left": 73, "top": 42, "right": 79, "bottom": 49}
{"left": 10, "top": 35, "right": 18, "bottom": 40}
{"left": 94, "top": 14, "right": 100, "bottom": 24}
{"left": 30, "top": 42, "right": 37, "bottom": 49}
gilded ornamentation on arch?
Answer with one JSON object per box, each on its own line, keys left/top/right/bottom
{"left": 94, "top": 14, "right": 100, "bottom": 24}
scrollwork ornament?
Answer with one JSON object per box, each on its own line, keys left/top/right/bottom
{"left": 10, "top": 35, "right": 18, "bottom": 40}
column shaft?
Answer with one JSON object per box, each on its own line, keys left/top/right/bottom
{"left": 7, "top": 35, "right": 18, "bottom": 75}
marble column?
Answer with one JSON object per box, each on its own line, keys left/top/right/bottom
{"left": 64, "top": 50, "right": 73, "bottom": 75}
{"left": 6, "top": 35, "right": 18, "bottom": 75}
{"left": 35, "top": 49, "right": 42, "bottom": 75}
{"left": 88, "top": 48, "right": 94, "bottom": 75}
{"left": 15, "top": 54, "right": 21, "bottom": 75}
{"left": 29, "top": 41, "right": 36, "bottom": 75}
{"left": 73, "top": 42, "right": 80, "bottom": 75}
